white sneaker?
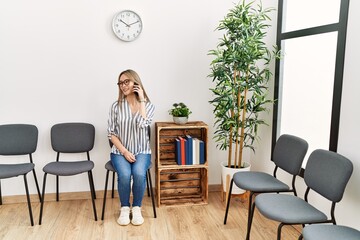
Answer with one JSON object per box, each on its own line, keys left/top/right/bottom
{"left": 117, "top": 207, "right": 130, "bottom": 226}
{"left": 131, "top": 206, "right": 144, "bottom": 226}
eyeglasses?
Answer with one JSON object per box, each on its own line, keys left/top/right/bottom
{"left": 117, "top": 79, "right": 131, "bottom": 87}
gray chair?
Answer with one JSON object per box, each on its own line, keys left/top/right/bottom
{"left": 101, "top": 125, "right": 156, "bottom": 220}
{"left": 39, "top": 123, "right": 97, "bottom": 224}
{"left": 251, "top": 149, "right": 353, "bottom": 240}
{"left": 302, "top": 224, "right": 360, "bottom": 240}
{"left": 0, "top": 124, "right": 41, "bottom": 226}
{"left": 224, "top": 134, "right": 308, "bottom": 237}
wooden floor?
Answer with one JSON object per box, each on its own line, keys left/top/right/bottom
{"left": 0, "top": 191, "right": 301, "bottom": 240}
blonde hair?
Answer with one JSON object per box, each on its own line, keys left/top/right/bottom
{"left": 117, "top": 69, "right": 151, "bottom": 103}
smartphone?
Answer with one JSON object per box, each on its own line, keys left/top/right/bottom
{"left": 134, "top": 83, "right": 139, "bottom": 96}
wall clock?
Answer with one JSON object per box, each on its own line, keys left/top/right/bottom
{"left": 112, "top": 10, "right": 142, "bottom": 42}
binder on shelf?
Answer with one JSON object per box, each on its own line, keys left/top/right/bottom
{"left": 173, "top": 134, "right": 205, "bottom": 166}
{"left": 193, "top": 138, "right": 199, "bottom": 165}
{"left": 178, "top": 136, "right": 186, "bottom": 165}
{"left": 199, "top": 139, "right": 205, "bottom": 164}
{"left": 175, "top": 138, "right": 181, "bottom": 165}
{"left": 185, "top": 135, "right": 193, "bottom": 165}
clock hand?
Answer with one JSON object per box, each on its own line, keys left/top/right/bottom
{"left": 128, "top": 20, "right": 139, "bottom": 26}
{"left": 120, "top": 19, "right": 130, "bottom": 27}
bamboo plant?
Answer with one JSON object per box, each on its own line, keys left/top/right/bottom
{"left": 209, "top": 1, "right": 280, "bottom": 169}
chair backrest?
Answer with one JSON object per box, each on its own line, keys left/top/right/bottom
{"left": 0, "top": 124, "right": 38, "bottom": 155}
{"left": 51, "top": 123, "right": 95, "bottom": 153}
{"left": 272, "top": 134, "right": 308, "bottom": 175}
{"left": 304, "top": 149, "right": 353, "bottom": 202}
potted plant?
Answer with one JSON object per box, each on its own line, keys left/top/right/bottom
{"left": 169, "top": 102, "right": 192, "bottom": 124}
{"left": 208, "top": 1, "right": 280, "bottom": 194}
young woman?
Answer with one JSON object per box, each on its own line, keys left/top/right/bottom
{"left": 107, "top": 69, "right": 155, "bottom": 226}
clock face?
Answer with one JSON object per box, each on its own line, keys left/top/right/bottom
{"left": 112, "top": 10, "right": 142, "bottom": 42}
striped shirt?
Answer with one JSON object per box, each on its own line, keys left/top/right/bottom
{"left": 107, "top": 99, "right": 155, "bottom": 155}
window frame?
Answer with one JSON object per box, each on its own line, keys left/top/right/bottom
{"left": 272, "top": 0, "right": 350, "bottom": 163}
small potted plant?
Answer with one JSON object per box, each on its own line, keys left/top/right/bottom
{"left": 168, "top": 102, "right": 192, "bottom": 124}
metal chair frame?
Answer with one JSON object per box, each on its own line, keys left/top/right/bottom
{"left": 224, "top": 134, "right": 308, "bottom": 240}
{"left": 0, "top": 124, "right": 41, "bottom": 226}
{"left": 39, "top": 123, "right": 98, "bottom": 225}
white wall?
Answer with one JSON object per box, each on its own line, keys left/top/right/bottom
{"left": 1, "top": 0, "right": 358, "bottom": 230}
{"left": 333, "top": 0, "right": 360, "bottom": 229}
{"left": 1, "top": 0, "right": 263, "bottom": 194}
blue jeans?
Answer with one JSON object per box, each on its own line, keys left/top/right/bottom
{"left": 111, "top": 153, "right": 151, "bottom": 207}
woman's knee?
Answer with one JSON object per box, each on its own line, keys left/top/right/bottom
{"left": 132, "top": 169, "right": 147, "bottom": 180}
{"left": 118, "top": 171, "right": 131, "bottom": 181}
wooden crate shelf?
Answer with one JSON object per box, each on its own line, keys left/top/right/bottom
{"left": 155, "top": 121, "right": 208, "bottom": 207}
{"left": 158, "top": 168, "right": 208, "bottom": 206}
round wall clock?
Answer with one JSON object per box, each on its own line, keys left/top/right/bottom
{"left": 112, "top": 10, "right": 142, "bottom": 42}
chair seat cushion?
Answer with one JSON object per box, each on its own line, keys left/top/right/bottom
{"left": 43, "top": 161, "right": 94, "bottom": 176}
{"left": 255, "top": 193, "right": 328, "bottom": 223}
{"left": 233, "top": 171, "right": 290, "bottom": 192}
{"left": 0, "top": 163, "right": 35, "bottom": 179}
{"left": 302, "top": 225, "right": 360, "bottom": 240}
{"left": 105, "top": 160, "right": 115, "bottom": 172}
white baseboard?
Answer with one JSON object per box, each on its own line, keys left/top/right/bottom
{"left": 1, "top": 184, "right": 222, "bottom": 204}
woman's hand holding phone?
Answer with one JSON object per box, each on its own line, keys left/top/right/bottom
{"left": 133, "top": 83, "right": 144, "bottom": 100}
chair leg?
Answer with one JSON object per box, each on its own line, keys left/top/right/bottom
{"left": 23, "top": 174, "right": 34, "bottom": 226}
{"left": 32, "top": 169, "right": 42, "bottom": 201}
{"left": 56, "top": 175, "right": 59, "bottom": 201}
{"left": 88, "top": 171, "right": 97, "bottom": 221}
{"left": 277, "top": 223, "right": 285, "bottom": 240}
{"left": 101, "top": 170, "right": 110, "bottom": 220}
{"left": 246, "top": 192, "right": 255, "bottom": 238}
{"left": 146, "top": 171, "right": 150, "bottom": 197}
{"left": 147, "top": 169, "right": 157, "bottom": 218}
{"left": 0, "top": 180, "right": 2, "bottom": 205}
{"left": 224, "top": 178, "right": 234, "bottom": 224}
{"left": 89, "top": 171, "right": 97, "bottom": 200}
{"left": 246, "top": 201, "right": 256, "bottom": 240}
{"left": 111, "top": 171, "right": 115, "bottom": 198}
{"left": 39, "top": 173, "right": 48, "bottom": 225}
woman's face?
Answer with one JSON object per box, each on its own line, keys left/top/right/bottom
{"left": 118, "top": 74, "right": 135, "bottom": 96}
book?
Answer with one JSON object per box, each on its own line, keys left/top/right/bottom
{"left": 185, "top": 135, "right": 193, "bottom": 165}
{"left": 175, "top": 138, "right": 181, "bottom": 165}
{"left": 199, "top": 139, "right": 205, "bottom": 164}
{"left": 178, "top": 136, "right": 186, "bottom": 165}
{"left": 193, "top": 138, "right": 200, "bottom": 165}
{"left": 175, "top": 135, "right": 204, "bottom": 165}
